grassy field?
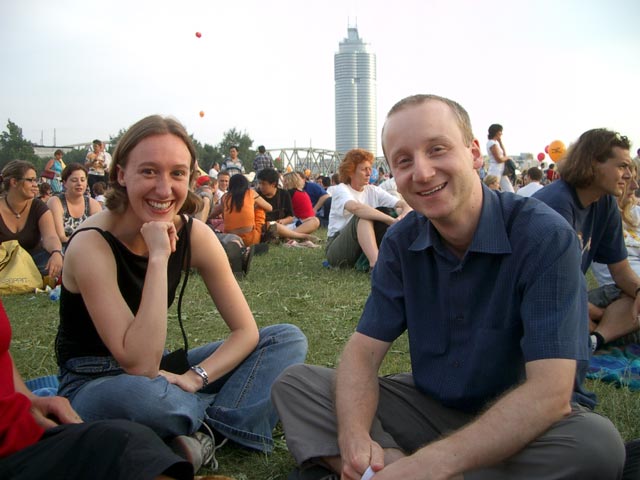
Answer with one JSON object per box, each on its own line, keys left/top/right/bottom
{"left": 4, "top": 230, "right": 639, "bottom": 479}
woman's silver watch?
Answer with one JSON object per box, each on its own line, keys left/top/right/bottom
{"left": 190, "top": 364, "right": 209, "bottom": 389}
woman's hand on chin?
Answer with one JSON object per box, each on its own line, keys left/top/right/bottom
{"left": 140, "top": 221, "right": 179, "bottom": 256}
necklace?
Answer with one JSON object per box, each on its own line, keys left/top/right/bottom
{"left": 4, "top": 197, "right": 28, "bottom": 219}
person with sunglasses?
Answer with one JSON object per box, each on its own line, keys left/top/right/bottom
{"left": 0, "top": 160, "right": 63, "bottom": 279}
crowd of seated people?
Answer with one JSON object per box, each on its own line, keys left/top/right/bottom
{"left": 3, "top": 113, "right": 640, "bottom": 480}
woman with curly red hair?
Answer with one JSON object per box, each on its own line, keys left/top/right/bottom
{"left": 325, "top": 149, "right": 411, "bottom": 269}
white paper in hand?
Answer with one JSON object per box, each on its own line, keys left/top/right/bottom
{"left": 362, "top": 466, "right": 375, "bottom": 480}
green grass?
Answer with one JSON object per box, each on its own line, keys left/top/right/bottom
{"left": 4, "top": 229, "right": 639, "bottom": 479}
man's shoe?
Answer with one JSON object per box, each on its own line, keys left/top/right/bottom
{"left": 623, "top": 439, "right": 640, "bottom": 480}
{"left": 170, "top": 431, "right": 214, "bottom": 473}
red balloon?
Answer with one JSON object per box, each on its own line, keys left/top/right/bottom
{"left": 537, "top": 152, "right": 545, "bottom": 162}
{"left": 544, "top": 145, "right": 549, "bottom": 154}
{"left": 195, "top": 32, "right": 202, "bottom": 38}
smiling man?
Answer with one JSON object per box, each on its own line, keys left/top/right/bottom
{"left": 272, "top": 95, "right": 625, "bottom": 480}
{"left": 533, "top": 129, "right": 640, "bottom": 350}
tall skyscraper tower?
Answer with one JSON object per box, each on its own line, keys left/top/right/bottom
{"left": 335, "top": 27, "right": 377, "bottom": 156}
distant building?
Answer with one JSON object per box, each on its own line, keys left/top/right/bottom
{"left": 334, "top": 27, "right": 377, "bottom": 156}
{"left": 33, "top": 146, "right": 74, "bottom": 158}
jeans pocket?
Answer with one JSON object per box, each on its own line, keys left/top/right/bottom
{"left": 63, "top": 356, "right": 123, "bottom": 375}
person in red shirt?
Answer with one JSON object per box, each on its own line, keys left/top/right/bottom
{"left": 0, "top": 299, "right": 192, "bottom": 480}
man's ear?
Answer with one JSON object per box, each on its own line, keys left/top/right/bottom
{"left": 470, "top": 139, "right": 483, "bottom": 169}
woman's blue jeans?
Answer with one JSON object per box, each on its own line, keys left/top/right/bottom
{"left": 57, "top": 324, "right": 307, "bottom": 452}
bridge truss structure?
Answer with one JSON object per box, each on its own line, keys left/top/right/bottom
{"left": 267, "top": 147, "right": 386, "bottom": 176}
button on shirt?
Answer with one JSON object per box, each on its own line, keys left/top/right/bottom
{"left": 357, "top": 186, "right": 590, "bottom": 413}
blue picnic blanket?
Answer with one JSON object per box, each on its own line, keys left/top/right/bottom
{"left": 587, "top": 343, "right": 640, "bottom": 391}
{"left": 25, "top": 374, "right": 59, "bottom": 397}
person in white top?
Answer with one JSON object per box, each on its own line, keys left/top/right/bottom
{"left": 326, "top": 149, "right": 411, "bottom": 269}
{"left": 208, "top": 162, "right": 219, "bottom": 179}
{"left": 516, "top": 167, "right": 544, "bottom": 197}
{"left": 486, "top": 124, "right": 514, "bottom": 193}
{"left": 378, "top": 176, "right": 400, "bottom": 198}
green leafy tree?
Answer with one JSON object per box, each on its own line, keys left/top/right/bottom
{"left": 0, "top": 120, "right": 40, "bottom": 169}
{"left": 108, "top": 128, "right": 127, "bottom": 154}
{"left": 191, "top": 136, "right": 222, "bottom": 172}
{"left": 61, "top": 148, "right": 87, "bottom": 166}
{"left": 199, "top": 143, "right": 222, "bottom": 171}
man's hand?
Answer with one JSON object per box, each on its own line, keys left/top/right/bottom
{"left": 30, "top": 396, "right": 83, "bottom": 430}
{"left": 338, "top": 434, "right": 385, "bottom": 480}
{"left": 370, "top": 449, "right": 462, "bottom": 480}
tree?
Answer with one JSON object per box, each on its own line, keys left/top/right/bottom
{"left": 200, "top": 143, "right": 222, "bottom": 171}
{"left": 108, "top": 128, "right": 127, "bottom": 154}
{"left": 190, "top": 136, "right": 222, "bottom": 172}
{"left": 61, "top": 148, "right": 87, "bottom": 166}
{"left": 0, "top": 120, "right": 39, "bottom": 169}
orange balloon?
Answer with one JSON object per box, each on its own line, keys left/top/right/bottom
{"left": 304, "top": 169, "right": 311, "bottom": 177}
{"left": 199, "top": 111, "right": 205, "bottom": 118}
{"left": 286, "top": 166, "right": 292, "bottom": 172}
{"left": 548, "top": 140, "right": 566, "bottom": 162}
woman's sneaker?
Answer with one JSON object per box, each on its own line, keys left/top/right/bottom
{"left": 170, "top": 432, "right": 214, "bottom": 473}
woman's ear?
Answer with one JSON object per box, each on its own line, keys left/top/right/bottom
{"left": 116, "top": 165, "right": 126, "bottom": 187}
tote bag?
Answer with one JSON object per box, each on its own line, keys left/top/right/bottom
{"left": 0, "top": 240, "right": 43, "bottom": 294}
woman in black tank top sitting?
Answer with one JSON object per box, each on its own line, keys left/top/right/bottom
{"left": 54, "top": 115, "right": 308, "bottom": 474}
{"left": 47, "top": 163, "right": 101, "bottom": 246}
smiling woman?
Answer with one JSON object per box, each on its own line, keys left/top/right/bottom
{"left": 0, "top": 160, "right": 64, "bottom": 279}
{"left": 46, "top": 163, "right": 102, "bottom": 245}
{"left": 54, "top": 115, "right": 307, "bottom": 474}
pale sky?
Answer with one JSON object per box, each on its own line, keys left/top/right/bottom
{"left": 1, "top": 0, "right": 638, "bottom": 159}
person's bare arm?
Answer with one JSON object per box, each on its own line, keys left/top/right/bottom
{"left": 344, "top": 200, "right": 396, "bottom": 226}
{"left": 11, "top": 352, "right": 83, "bottom": 429}
{"left": 608, "top": 258, "right": 640, "bottom": 324}
{"left": 64, "top": 224, "right": 176, "bottom": 377}
{"left": 394, "top": 199, "right": 413, "bottom": 220}
{"left": 253, "top": 192, "right": 273, "bottom": 212}
{"left": 159, "top": 221, "right": 260, "bottom": 393}
{"left": 373, "top": 358, "right": 576, "bottom": 480}
{"left": 490, "top": 144, "right": 509, "bottom": 163}
{"left": 46, "top": 196, "right": 69, "bottom": 243}
{"left": 336, "top": 332, "right": 392, "bottom": 479}
{"left": 38, "top": 210, "right": 64, "bottom": 277}
{"left": 313, "top": 193, "right": 330, "bottom": 212}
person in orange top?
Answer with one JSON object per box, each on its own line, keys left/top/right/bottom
{"left": 216, "top": 174, "right": 272, "bottom": 247}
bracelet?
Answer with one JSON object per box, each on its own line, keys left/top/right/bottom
{"left": 50, "top": 249, "right": 64, "bottom": 258}
{"left": 635, "top": 287, "right": 640, "bottom": 297}
{"left": 190, "top": 365, "right": 209, "bottom": 389}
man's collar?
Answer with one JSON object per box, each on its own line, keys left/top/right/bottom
{"left": 409, "top": 184, "right": 512, "bottom": 256}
